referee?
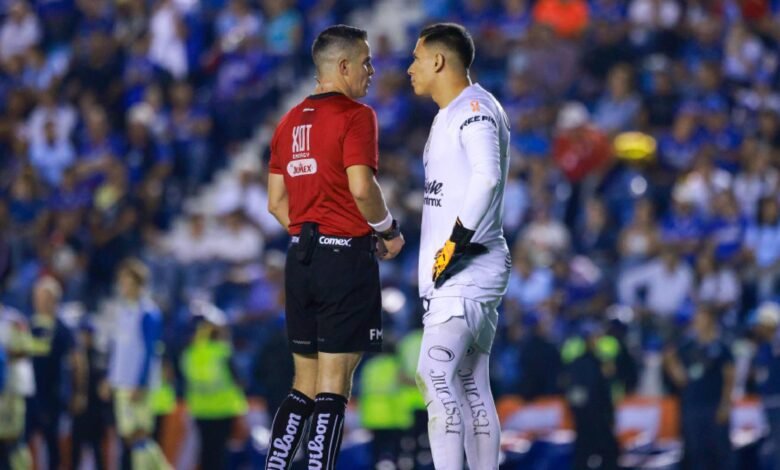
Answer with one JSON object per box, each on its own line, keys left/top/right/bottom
{"left": 265, "top": 25, "right": 404, "bottom": 470}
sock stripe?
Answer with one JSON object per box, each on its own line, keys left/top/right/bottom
{"left": 326, "top": 414, "right": 343, "bottom": 470}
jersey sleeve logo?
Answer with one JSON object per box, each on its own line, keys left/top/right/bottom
{"left": 459, "top": 114, "right": 497, "bottom": 130}
{"left": 470, "top": 100, "right": 480, "bottom": 112}
{"left": 287, "top": 158, "right": 317, "bottom": 177}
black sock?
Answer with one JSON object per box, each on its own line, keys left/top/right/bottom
{"left": 307, "top": 393, "right": 348, "bottom": 470}
{"left": 265, "top": 389, "right": 315, "bottom": 470}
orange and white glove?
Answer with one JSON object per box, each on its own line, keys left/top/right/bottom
{"left": 432, "top": 218, "right": 488, "bottom": 288}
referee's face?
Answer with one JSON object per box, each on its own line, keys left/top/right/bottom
{"left": 407, "top": 40, "right": 434, "bottom": 97}
{"left": 345, "top": 40, "right": 374, "bottom": 98}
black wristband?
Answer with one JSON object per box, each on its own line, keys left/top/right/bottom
{"left": 449, "top": 218, "right": 475, "bottom": 246}
{"left": 377, "top": 219, "right": 401, "bottom": 240}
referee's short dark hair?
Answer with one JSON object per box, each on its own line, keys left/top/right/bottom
{"left": 419, "top": 23, "right": 475, "bottom": 70}
{"left": 312, "top": 25, "right": 368, "bottom": 67}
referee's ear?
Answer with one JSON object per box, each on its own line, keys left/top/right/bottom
{"left": 339, "top": 57, "right": 350, "bottom": 76}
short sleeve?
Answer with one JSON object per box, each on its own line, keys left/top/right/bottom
{"left": 268, "top": 123, "right": 283, "bottom": 175}
{"left": 343, "top": 106, "right": 378, "bottom": 171}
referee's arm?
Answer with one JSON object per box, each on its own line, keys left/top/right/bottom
{"left": 346, "top": 165, "right": 389, "bottom": 223}
{"left": 347, "top": 165, "right": 404, "bottom": 259}
{"left": 267, "top": 173, "right": 290, "bottom": 231}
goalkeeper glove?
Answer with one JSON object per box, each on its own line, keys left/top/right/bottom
{"left": 432, "top": 218, "right": 488, "bottom": 288}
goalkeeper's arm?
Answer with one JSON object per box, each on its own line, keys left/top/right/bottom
{"left": 432, "top": 108, "right": 502, "bottom": 288}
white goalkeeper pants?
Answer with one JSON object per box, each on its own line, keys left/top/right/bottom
{"left": 416, "top": 297, "right": 501, "bottom": 470}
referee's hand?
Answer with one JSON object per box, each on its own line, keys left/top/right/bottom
{"left": 377, "top": 235, "right": 404, "bottom": 260}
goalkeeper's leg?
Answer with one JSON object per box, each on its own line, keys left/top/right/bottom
{"left": 416, "top": 316, "right": 472, "bottom": 469}
{"left": 458, "top": 348, "right": 500, "bottom": 470}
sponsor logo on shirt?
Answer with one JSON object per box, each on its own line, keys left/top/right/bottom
{"left": 287, "top": 158, "right": 317, "bottom": 177}
{"left": 459, "top": 114, "right": 497, "bottom": 130}
{"left": 318, "top": 236, "right": 351, "bottom": 247}
{"left": 292, "top": 124, "right": 312, "bottom": 159}
{"left": 424, "top": 179, "right": 444, "bottom": 207}
{"left": 370, "top": 328, "right": 383, "bottom": 341}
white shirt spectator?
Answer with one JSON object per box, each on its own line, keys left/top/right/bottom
{"left": 629, "top": 0, "right": 680, "bottom": 45}
{"left": 520, "top": 217, "right": 571, "bottom": 267}
{"left": 697, "top": 268, "right": 741, "bottom": 306}
{"left": 26, "top": 101, "right": 78, "bottom": 148}
{"left": 210, "top": 218, "right": 263, "bottom": 264}
{"left": 733, "top": 170, "right": 778, "bottom": 220}
{"left": 675, "top": 168, "right": 733, "bottom": 216}
{"left": 29, "top": 136, "right": 76, "bottom": 187}
{"left": 724, "top": 24, "right": 763, "bottom": 82}
{"left": 618, "top": 256, "right": 694, "bottom": 317}
{"left": 0, "top": 1, "right": 41, "bottom": 61}
{"left": 149, "top": 0, "right": 188, "bottom": 79}
{"left": 506, "top": 267, "right": 554, "bottom": 310}
{"left": 746, "top": 222, "right": 780, "bottom": 269}
{"left": 503, "top": 177, "right": 530, "bottom": 238}
{"left": 163, "top": 219, "right": 216, "bottom": 264}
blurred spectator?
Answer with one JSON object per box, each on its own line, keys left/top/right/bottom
{"left": 561, "top": 322, "right": 620, "bottom": 470}
{"left": 262, "top": 0, "right": 302, "bottom": 57}
{"left": 532, "top": 0, "right": 589, "bottom": 39}
{"left": 705, "top": 191, "right": 747, "bottom": 265}
{"left": 574, "top": 197, "right": 616, "bottom": 269}
{"left": 694, "top": 252, "right": 741, "bottom": 319}
{"left": 552, "top": 102, "right": 611, "bottom": 227}
{"left": 517, "top": 313, "right": 561, "bottom": 400}
{"left": 644, "top": 68, "right": 680, "bottom": 129}
{"left": 215, "top": 0, "right": 262, "bottom": 53}
{"left": 750, "top": 302, "right": 780, "bottom": 470}
{"left": 746, "top": 197, "right": 780, "bottom": 301}
{"left": 505, "top": 249, "right": 554, "bottom": 313}
{"left": 0, "top": 0, "right": 41, "bottom": 62}
{"left": 211, "top": 208, "right": 263, "bottom": 265}
{"left": 723, "top": 22, "right": 764, "bottom": 85}
{"left": 663, "top": 305, "right": 734, "bottom": 470}
{"left": 519, "top": 205, "right": 570, "bottom": 267}
{"left": 618, "top": 246, "right": 694, "bottom": 327}
{"left": 593, "top": 64, "right": 642, "bottom": 134}
{"left": 662, "top": 187, "right": 706, "bottom": 261}
{"left": 618, "top": 198, "right": 661, "bottom": 266}
{"left": 70, "top": 320, "right": 110, "bottom": 470}
{"left": 28, "top": 276, "right": 73, "bottom": 470}
{"left": 29, "top": 119, "right": 76, "bottom": 187}
{"left": 657, "top": 107, "right": 704, "bottom": 173}
{"left": 26, "top": 89, "right": 78, "bottom": 145}
{"left": 733, "top": 143, "right": 778, "bottom": 220}
{"left": 149, "top": 0, "right": 188, "bottom": 79}
{"left": 628, "top": 0, "right": 681, "bottom": 56}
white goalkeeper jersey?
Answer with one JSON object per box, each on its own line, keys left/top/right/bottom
{"left": 418, "top": 84, "right": 511, "bottom": 302}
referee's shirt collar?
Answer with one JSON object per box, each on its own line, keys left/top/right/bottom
{"left": 307, "top": 91, "right": 344, "bottom": 100}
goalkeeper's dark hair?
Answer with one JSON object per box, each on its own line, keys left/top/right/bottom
{"left": 312, "top": 25, "right": 368, "bottom": 69}
{"left": 419, "top": 23, "right": 475, "bottom": 70}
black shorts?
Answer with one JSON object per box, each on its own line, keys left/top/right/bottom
{"left": 285, "top": 231, "right": 382, "bottom": 354}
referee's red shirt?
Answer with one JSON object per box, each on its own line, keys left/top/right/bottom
{"left": 268, "top": 92, "right": 378, "bottom": 237}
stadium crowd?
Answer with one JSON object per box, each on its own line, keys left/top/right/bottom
{"left": 2, "top": 0, "right": 780, "bottom": 468}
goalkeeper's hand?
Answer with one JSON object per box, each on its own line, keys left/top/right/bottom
{"left": 432, "top": 218, "right": 488, "bottom": 288}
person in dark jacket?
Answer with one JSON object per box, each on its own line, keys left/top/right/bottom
{"left": 518, "top": 312, "right": 561, "bottom": 400}
{"left": 664, "top": 304, "right": 734, "bottom": 470}
{"left": 562, "top": 321, "right": 619, "bottom": 470}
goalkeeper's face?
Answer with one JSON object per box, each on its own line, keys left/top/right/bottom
{"left": 407, "top": 39, "right": 436, "bottom": 97}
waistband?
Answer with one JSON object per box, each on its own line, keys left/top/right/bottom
{"left": 290, "top": 233, "right": 375, "bottom": 252}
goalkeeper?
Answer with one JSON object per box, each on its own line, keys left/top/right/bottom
{"left": 407, "top": 23, "right": 511, "bottom": 469}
